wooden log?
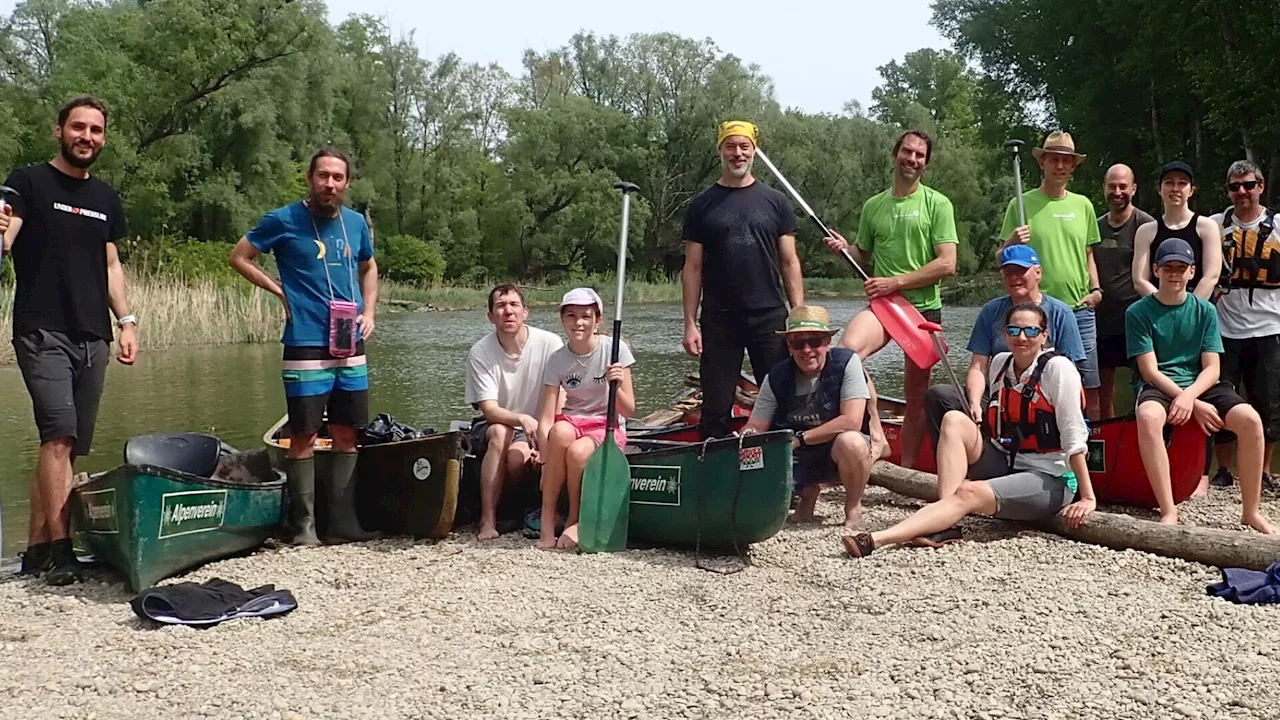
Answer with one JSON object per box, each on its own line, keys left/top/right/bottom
{"left": 868, "top": 461, "right": 1280, "bottom": 571}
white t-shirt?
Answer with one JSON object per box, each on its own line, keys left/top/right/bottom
{"left": 542, "top": 335, "right": 636, "bottom": 428}
{"left": 465, "top": 326, "right": 563, "bottom": 417}
{"left": 986, "top": 351, "right": 1088, "bottom": 478}
{"left": 1213, "top": 208, "right": 1280, "bottom": 339}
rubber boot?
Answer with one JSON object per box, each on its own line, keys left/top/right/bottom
{"left": 287, "top": 457, "right": 322, "bottom": 546}
{"left": 18, "top": 542, "right": 52, "bottom": 576}
{"left": 323, "top": 451, "right": 380, "bottom": 543}
{"left": 45, "top": 539, "right": 87, "bottom": 586}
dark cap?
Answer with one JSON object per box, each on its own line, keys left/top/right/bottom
{"left": 1155, "top": 238, "right": 1196, "bottom": 267}
{"left": 1158, "top": 160, "right": 1195, "bottom": 185}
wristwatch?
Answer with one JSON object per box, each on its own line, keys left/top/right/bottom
{"left": 116, "top": 314, "right": 137, "bottom": 328}
{"left": 1090, "top": 287, "right": 1103, "bottom": 296}
{"left": 795, "top": 431, "right": 808, "bottom": 447}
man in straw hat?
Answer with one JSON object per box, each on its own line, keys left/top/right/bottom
{"left": 737, "top": 306, "right": 878, "bottom": 531}
{"left": 682, "top": 120, "right": 805, "bottom": 440}
{"left": 999, "top": 131, "right": 1104, "bottom": 419}
{"left": 822, "top": 129, "right": 959, "bottom": 468}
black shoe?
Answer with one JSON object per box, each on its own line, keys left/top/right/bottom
{"left": 17, "top": 543, "right": 52, "bottom": 576}
{"left": 1263, "top": 473, "right": 1280, "bottom": 497}
{"left": 910, "top": 526, "right": 965, "bottom": 548}
{"left": 1210, "top": 467, "right": 1236, "bottom": 488}
{"left": 842, "top": 532, "right": 876, "bottom": 558}
{"left": 45, "top": 539, "right": 87, "bottom": 587}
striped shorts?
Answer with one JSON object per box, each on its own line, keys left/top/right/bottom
{"left": 281, "top": 345, "right": 370, "bottom": 435}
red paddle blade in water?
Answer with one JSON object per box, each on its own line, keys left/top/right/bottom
{"left": 870, "top": 294, "right": 941, "bottom": 369}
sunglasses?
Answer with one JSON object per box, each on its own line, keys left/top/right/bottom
{"left": 1005, "top": 325, "right": 1045, "bottom": 338}
{"left": 787, "top": 335, "right": 831, "bottom": 350}
{"left": 1227, "top": 180, "right": 1260, "bottom": 193}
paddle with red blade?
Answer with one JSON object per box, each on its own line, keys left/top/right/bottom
{"left": 753, "top": 149, "right": 940, "bottom": 370}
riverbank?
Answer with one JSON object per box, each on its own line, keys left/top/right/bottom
{"left": 2, "top": 483, "right": 1278, "bottom": 720}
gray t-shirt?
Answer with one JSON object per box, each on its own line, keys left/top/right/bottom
{"left": 1095, "top": 207, "right": 1156, "bottom": 336}
{"left": 542, "top": 335, "right": 637, "bottom": 427}
{"left": 749, "top": 353, "right": 870, "bottom": 430}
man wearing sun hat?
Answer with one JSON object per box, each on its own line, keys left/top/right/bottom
{"left": 682, "top": 120, "right": 805, "bottom": 440}
{"left": 999, "top": 131, "right": 1104, "bottom": 419}
{"left": 738, "top": 306, "right": 876, "bottom": 531}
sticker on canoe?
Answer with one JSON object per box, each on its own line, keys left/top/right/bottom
{"left": 1087, "top": 440, "right": 1105, "bottom": 473}
{"left": 630, "top": 465, "right": 681, "bottom": 506}
{"left": 159, "top": 490, "right": 228, "bottom": 539}
{"left": 80, "top": 488, "right": 120, "bottom": 534}
{"left": 739, "top": 446, "right": 764, "bottom": 471}
{"left": 413, "top": 457, "right": 432, "bottom": 480}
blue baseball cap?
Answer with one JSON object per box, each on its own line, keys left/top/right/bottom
{"left": 1155, "top": 238, "right": 1195, "bottom": 267}
{"left": 999, "top": 244, "right": 1040, "bottom": 268}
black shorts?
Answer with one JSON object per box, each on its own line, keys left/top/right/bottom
{"left": 282, "top": 344, "right": 370, "bottom": 436}
{"left": 1136, "top": 382, "right": 1247, "bottom": 420}
{"left": 466, "top": 419, "right": 530, "bottom": 459}
{"left": 13, "top": 329, "right": 109, "bottom": 458}
{"left": 1217, "top": 335, "right": 1280, "bottom": 444}
{"left": 1095, "top": 333, "right": 1131, "bottom": 371}
{"left": 921, "top": 308, "right": 943, "bottom": 325}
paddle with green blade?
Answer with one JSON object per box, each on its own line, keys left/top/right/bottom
{"left": 579, "top": 181, "right": 639, "bottom": 554}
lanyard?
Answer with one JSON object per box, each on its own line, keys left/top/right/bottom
{"left": 306, "top": 203, "right": 357, "bottom": 305}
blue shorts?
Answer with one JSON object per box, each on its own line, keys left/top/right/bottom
{"left": 1072, "top": 307, "right": 1100, "bottom": 389}
{"left": 281, "top": 345, "right": 370, "bottom": 435}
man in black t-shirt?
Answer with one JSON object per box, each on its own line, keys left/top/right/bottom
{"left": 681, "top": 120, "right": 805, "bottom": 439}
{"left": 1, "top": 96, "right": 138, "bottom": 586}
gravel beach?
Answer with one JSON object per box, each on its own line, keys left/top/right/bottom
{"left": 2, "top": 479, "right": 1278, "bottom": 720}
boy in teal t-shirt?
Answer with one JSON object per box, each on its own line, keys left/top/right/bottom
{"left": 1126, "top": 238, "right": 1274, "bottom": 533}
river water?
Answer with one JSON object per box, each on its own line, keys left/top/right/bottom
{"left": 0, "top": 301, "right": 981, "bottom": 559}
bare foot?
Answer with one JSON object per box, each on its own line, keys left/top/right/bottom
{"left": 788, "top": 510, "right": 819, "bottom": 524}
{"left": 843, "top": 507, "right": 865, "bottom": 533}
{"left": 1191, "top": 475, "right": 1210, "bottom": 499}
{"left": 1158, "top": 510, "right": 1179, "bottom": 526}
{"left": 537, "top": 533, "right": 558, "bottom": 550}
{"left": 1242, "top": 513, "right": 1278, "bottom": 535}
{"left": 477, "top": 524, "right": 500, "bottom": 541}
{"left": 556, "top": 524, "right": 579, "bottom": 550}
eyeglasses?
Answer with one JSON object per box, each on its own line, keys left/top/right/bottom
{"left": 787, "top": 335, "right": 831, "bottom": 350}
{"left": 1227, "top": 180, "right": 1260, "bottom": 193}
{"left": 1004, "top": 325, "right": 1044, "bottom": 338}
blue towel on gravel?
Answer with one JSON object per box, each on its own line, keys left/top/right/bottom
{"left": 1207, "top": 561, "right": 1280, "bottom": 605}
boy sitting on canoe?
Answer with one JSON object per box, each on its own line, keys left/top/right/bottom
{"left": 1127, "top": 238, "right": 1276, "bottom": 532}
{"left": 535, "top": 288, "right": 636, "bottom": 550}
{"left": 738, "top": 306, "right": 877, "bottom": 531}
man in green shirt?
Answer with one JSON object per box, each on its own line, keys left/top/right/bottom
{"left": 824, "top": 130, "right": 958, "bottom": 468}
{"left": 999, "top": 132, "right": 1103, "bottom": 418}
{"left": 1126, "top": 238, "right": 1274, "bottom": 533}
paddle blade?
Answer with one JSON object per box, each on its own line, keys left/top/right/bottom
{"left": 579, "top": 437, "right": 630, "bottom": 553}
{"left": 869, "top": 294, "right": 941, "bottom": 370}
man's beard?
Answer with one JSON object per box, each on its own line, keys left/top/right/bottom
{"left": 1109, "top": 195, "right": 1132, "bottom": 211}
{"left": 722, "top": 156, "right": 753, "bottom": 179}
{"left": 307, "top": 191, "right": 344, "bottom": 216}
{"left": 60, "top": 138, "right": 101, "bottom": 169}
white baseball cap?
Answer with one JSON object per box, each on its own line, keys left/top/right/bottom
{"left": 558, "top": 287, "right": 604, "bottom": 315}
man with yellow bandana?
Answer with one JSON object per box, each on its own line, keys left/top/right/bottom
{"left": 823, "top": 130, "right": 958, "bottom": 468}
{"left": 998, "top": 131, "right": 1103, "bottom": 419}
{"left": 682, "top": 120, "right": 804, "bottom": 440}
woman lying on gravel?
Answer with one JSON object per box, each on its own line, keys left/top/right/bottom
{"left": 843, "top": 302, "right": 1097, "bottom": 558}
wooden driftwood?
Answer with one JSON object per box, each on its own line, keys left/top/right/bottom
{"left": 869, "top": 461, "right": 1280, "bottom": 572}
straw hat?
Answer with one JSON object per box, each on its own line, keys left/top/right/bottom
{"left": 1031, "top": 131, "right": 1087, "bottom": 161}
{"left": 776, "top": 306, "right": 838, "bottom": 335}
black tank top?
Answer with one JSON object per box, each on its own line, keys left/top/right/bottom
{"left": 1153, "top": 214, "right": 1203, "bottom": 290}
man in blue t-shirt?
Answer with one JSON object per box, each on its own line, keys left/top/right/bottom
{"left": 229, "top": 146, "right": 380, "bottom": 546}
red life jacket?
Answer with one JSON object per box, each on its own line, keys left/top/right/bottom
{"left": 983, "top": 352, "right": 1084, "bottom": 462}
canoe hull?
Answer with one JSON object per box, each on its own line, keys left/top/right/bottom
{"left": 626, "top": 430, "right": 793, "bottom": 547}
{"left": 72, "top": 465, "right": 284, "bottom": 593}
{"left": 263, "top": 416, "right": 463, "bottom": 538}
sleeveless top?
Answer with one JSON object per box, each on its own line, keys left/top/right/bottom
{"left": 1153, "top": 214, "right": 1204, "bottom": 290}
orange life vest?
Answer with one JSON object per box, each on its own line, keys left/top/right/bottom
{"left": 1220, "top": 207, "right": 1280, "bottom": 301}
{"left": 983, "top": 352, "right": 1083, "bottom": 460}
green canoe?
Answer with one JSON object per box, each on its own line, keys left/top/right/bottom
{"left": 625, "top": 430, "right": 793, "bottom": 547}
{"left": 263, "top": 415, "right": 464, "bottom": 538}
{"left": 71, "top": 434, "right": 285, "bottom": 593}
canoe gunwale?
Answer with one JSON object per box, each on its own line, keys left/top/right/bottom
{"left": 80, "top": 463, "right": 285, "bottom": 492}
{"left": 627, "top": 429, "right": 792, "bottom": 457}
{"left": 262, "top": 413, "right": 465, "bottom": 453}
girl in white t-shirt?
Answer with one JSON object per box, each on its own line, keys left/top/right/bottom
{"left": 536, "top": 288, "right": 636, "bottom": 550}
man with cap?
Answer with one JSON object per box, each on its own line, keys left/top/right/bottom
{"left": 737, "top": 306, "right": 876, "bottom": 531}
{"left": 821, "top": 130, "right": 958, "bottom": 468}
{"left": 682, "top": 120, "right": 804, "bottom": 440}
{"left": 1131, "top": 161, "right": 1221, "bottom": 302}
{"left": 999, "top": 131, "right": 1103, "bottom": 419}
{"left": 1094, "top": 164, "right": 1155, "bottom": 419}
{"left": 1126, "top": 237, "right": 1274, "bottom": 533}
{"left": 1208, "top": 160, "right": 1280, "bottom": 492}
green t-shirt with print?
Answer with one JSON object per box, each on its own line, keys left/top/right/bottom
{"left": 1124, "top": 293, "right": 1224, "bottom": 390}
{"left": 1001, "top": 189, "right": 1101, "bottom": 308}
{"left": 855, "top": 184, "right": 958, "bottom": 311}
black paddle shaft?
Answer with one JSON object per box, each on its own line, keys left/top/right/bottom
{"left": 605, "top": 182, "right": 639, "bottom": 433}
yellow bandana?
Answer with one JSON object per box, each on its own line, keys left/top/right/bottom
{"left": 717, "top": 120, "right": 759, "bottom": 148}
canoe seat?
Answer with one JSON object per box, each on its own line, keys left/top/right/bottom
{"left": 124, "top": 433, "right": 227, "bottom": 478}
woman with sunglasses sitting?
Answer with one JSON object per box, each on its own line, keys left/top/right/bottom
{"left": 843, "top": 302, "right": 1097, "bottom": 558}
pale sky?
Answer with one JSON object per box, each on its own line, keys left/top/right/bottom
{"left": 324, "top": 0, "right": 950, "bottom": 114}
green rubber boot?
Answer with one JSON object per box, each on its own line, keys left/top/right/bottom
{"left": 323, "top": 451, "right": 380, "bottom": 543}
{"left": 287, "top": 457, "right": 322, "bottom": 546}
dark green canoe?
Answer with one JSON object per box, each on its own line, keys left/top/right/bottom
{"left": 71, "top": 434, "right": 285, "bottom": 592}
{"left": 625, "top": 430, "right": 793, "bottom": 547}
